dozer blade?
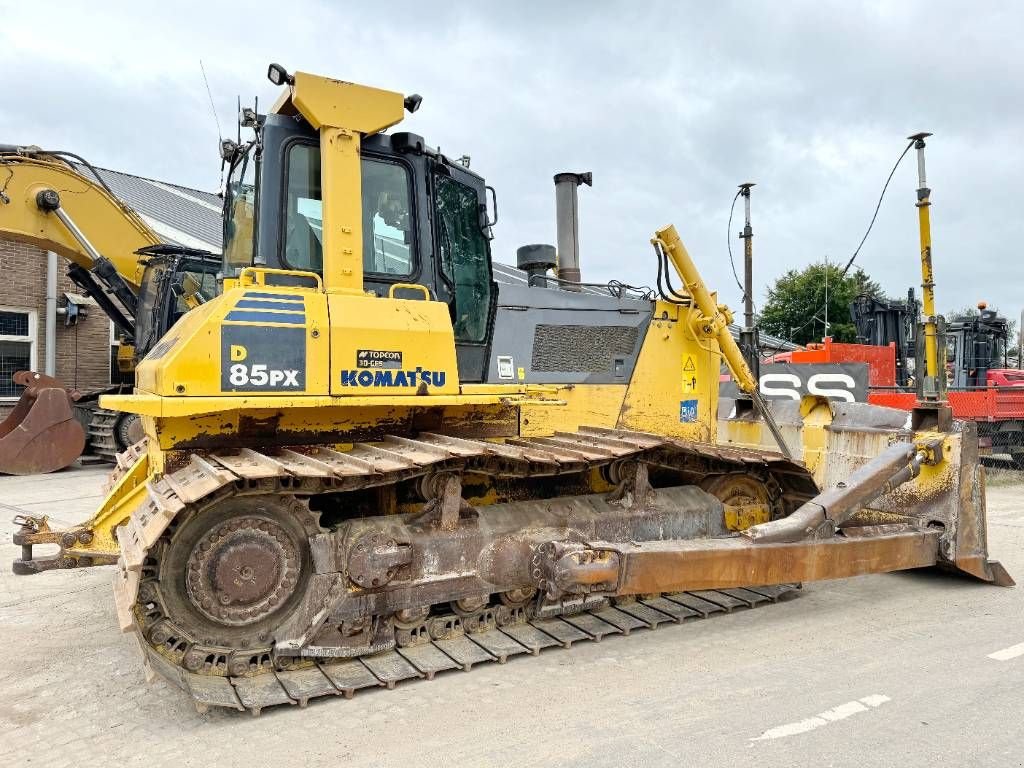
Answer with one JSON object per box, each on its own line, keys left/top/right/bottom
{"left": 716, "top": 395, "right": 1013, "bottom": 587}
{"left": 0, "top": 371, "right": 85, "bottom": 475}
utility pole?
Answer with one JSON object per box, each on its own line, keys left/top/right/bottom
{"left": 1019, "top": 308, "right": 1023, "bottom": 370}
{"left": 738, "top": 182, "right": 760, "bottom": 377}
{"left": 824, "top": 253, "right": 829, "bottom": 340}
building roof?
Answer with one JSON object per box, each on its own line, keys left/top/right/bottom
{"left": 73, "top": 164, "right": 222, "bottom": 253}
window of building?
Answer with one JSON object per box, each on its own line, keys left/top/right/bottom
{"left": 0, "top": 307, "right": 38, "bottom": 400}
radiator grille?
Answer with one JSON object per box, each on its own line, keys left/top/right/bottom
{"left": 531, "top": 324, "right": 638, "bottom": 372}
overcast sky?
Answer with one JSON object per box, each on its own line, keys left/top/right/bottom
{"left": 3, "top": 1, "right": 1020, "bottom": 328}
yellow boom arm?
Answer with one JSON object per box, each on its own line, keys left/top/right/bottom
{"left": 654, "top": 223, "right": 792, "bottom": 458}
{"left": 654, "top": 224, "right": 758, "bottom": 392}
{"left": 0, "top": 152, "right": 160, "bottom": 290}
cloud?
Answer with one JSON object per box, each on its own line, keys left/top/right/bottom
{"left": 2, "top": 0, "right": 1020, "bottom": 318}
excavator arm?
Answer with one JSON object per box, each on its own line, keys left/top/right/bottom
{"left": 0, "top": 148, "right": 209, "bottom": 474}
{"left": 0, "top": 148, "right": 159, "bottom": 285}
{"left": 0, "top": 148, "right": 163, "bottom": 335}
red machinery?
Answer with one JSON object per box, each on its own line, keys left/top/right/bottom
{"left": 770, "top": 332, "right": 1024, "bottom": 467}
{"left": 770, "top": 338, "right": 900, "bottom": 388}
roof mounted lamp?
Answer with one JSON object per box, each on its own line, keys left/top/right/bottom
{"left": 267, "top": 63, "right": 294, "bottom": 86}
{"left": 403, "top": 94, "right": 423, "bottom": 113}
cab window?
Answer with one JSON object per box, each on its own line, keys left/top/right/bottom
{"left": 281, "top": 143, "right": 415, "bottom": 277}
{"left": 283, "top": 143, "right": 323, "bottom": 272}
{"left": 362, "top": 160, "right": 414, "bottom": 276}
{"left": 434, "top": 175, "right": 492, "bottom": 343}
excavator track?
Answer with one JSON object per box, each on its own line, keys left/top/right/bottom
{"left": 88, "top": 407, "right": 142, "bottom": 463}
{"left": 114, "top": 427, "right": 817, "bottom": 715}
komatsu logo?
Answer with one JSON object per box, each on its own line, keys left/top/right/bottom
{"left": 340, "top": 368, "right": 447, "bottom": 388}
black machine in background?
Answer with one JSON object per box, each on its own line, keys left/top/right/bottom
{"left": 850, "top": 289, "right": 918, "bottom": 388}
{"left": 946, "top": 305, "right": 1012, "bottom": 389}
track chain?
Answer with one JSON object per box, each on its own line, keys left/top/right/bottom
{"left": 113, "top": 426, "right": 811, "bottom": 715}
{"left": 141, "top": 585, "right": 798, "bottom": 715}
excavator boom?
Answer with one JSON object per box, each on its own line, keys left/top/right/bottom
{"left": 0, "top": 149, "right": 159, "bottom": 289}
{"left": 0, "top": 148, "right": 218, "bottom": 471}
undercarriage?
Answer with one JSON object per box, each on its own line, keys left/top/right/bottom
{"left": 93, "top": 425, "right": 1003, "bottom": 714}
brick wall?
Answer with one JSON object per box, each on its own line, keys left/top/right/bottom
{"left": 0, "top": 238, "right": 113, "bottom": 419}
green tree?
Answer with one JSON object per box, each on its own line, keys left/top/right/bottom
{"left": 760, "top": 262, "right": 884, "bottom": 346}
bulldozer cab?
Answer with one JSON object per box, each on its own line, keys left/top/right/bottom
{"left": 221, "top": 112, "right": 497, "bottom": 382}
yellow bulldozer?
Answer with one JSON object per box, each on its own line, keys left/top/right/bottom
{"left": 7, "top": 64, "right": 1011, "bottom": 715}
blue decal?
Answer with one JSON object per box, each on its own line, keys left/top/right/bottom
{"left": 679, "top": 399, "right": 699, "bottom": 422}
{"left": 234, "top": 299, "right": 306, "bottom": 311}
{"left": 243, "top": 292, "right": 306, "bottom": 303}
{"left": 225, "top": 310, "right": 306, "bottom": 324}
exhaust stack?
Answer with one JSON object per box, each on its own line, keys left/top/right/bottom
{"left": 554, "top": 171, "right": 592, "bottom": 290}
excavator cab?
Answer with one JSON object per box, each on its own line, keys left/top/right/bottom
{"left": 133, "top": 245, "right": 220, "bottom": 360}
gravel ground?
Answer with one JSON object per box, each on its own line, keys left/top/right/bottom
{"left": 1, "top": 464, "right": 1021, "bottom": 768}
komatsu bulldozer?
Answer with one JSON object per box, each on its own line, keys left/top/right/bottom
{"left": 0, "top": 146, "right": 220, "bottom": 466}
{"left": 9, "top": 64, "right": 1011, "bottom": 714}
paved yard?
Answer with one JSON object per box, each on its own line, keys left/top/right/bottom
{"left": 1, "top": 465, "right": 1022, "bottom": 767}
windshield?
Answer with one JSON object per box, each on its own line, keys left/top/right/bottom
{"left": 223, "top": 142, "right": 258, "bottom": 276}
{"left": 134, "top": 259, "right": 169, "bottom": 356}
{"left": 281, "top": 143, "right": 416, "bottom": 277}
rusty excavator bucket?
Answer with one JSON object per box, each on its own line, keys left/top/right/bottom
{"left": 0, "top": 371, "right": 85, "bottom": 475}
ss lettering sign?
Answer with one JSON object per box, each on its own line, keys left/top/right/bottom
{"left": 721, "top": 363, "right": 869, "bottom": 402}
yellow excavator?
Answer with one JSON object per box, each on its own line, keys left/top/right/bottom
{"left": 0, "top": 147, "right": 219, "bottom": 468}
{"left": 8, "top": 64, "right": 1011, "bottom": 715}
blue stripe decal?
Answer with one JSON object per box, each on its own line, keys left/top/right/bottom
{"left": 224, "top": 311, "right": 306, "bottom": 325}
{"left": 243, "top": 292, "right": 306, "bottom": 303}
{"left": 234, "top": 299, "right": 306, "bottom": 312}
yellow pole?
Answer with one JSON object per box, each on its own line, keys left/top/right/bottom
{"left": 909, "top": 132, "right": 942, "bottom": 400}
{"left": 320, "top": 126, "right": 365, "bottom": 294}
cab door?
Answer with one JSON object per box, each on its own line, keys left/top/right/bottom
{"left": 430, "top": 164, "right": 497, "bottom": 382}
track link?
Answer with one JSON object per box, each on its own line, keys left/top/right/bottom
{"left": 114, "top": 427, "right": 815, "bottom": 715}
{"left": 141, "top": 585, "right": 799, "bottom": 715}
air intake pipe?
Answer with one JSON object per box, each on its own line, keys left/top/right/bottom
{"left": 554, "top": 171, "right": 592, "bottom": 290}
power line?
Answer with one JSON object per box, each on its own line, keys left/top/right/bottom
{"left": 839, "top": 138, "right": 915, "bottom": 276}
{"left": 778, "top": 138, "right": 917, "bottom": 343}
